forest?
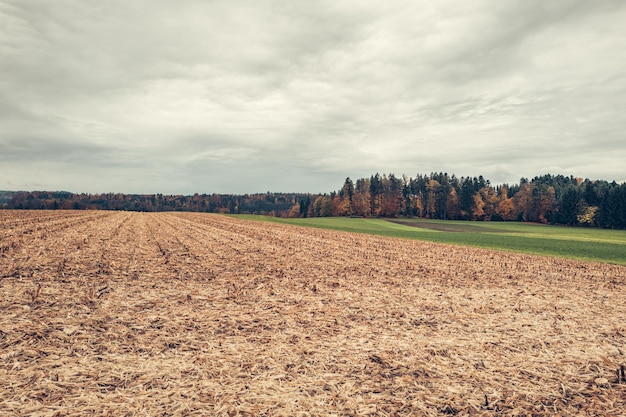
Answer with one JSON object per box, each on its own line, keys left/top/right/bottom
{"left": 311, "top": 173, "right": 626, "bottom": 229}
{"left": 2, "top": 173, "right": 626, "bottom": 229}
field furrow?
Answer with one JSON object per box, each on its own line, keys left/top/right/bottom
{"left": 0, "top": 211, "right": 112, "bottom": 259}
{"left": 1, "top": 211, "right": 625, "bottom": 416}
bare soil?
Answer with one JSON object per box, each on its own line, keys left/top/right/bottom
{"left": 387, "top": 219, "right": 510, "bottom": 233}
{"left": 1, "top": 211, "right": 625, "bottom": 416}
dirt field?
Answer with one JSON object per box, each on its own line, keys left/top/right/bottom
{"left": 1, "top": 211, "right": 625, "bottom": 416}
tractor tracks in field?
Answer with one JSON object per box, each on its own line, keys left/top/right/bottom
{"left": 2, "top": 211, "right": 626, "bottom": 416}
{"left": 0, "top": 211, "right": 109, "bottom": 243}
{"left": 154, "top": 212, "right": 324, "bottom": 291}
{"left": 0, "top": 211, "right": 122, "bottom": 280}
{"left": 162, "top": 213, "right": 370, "bottom": 279}
{"left": 0, "top": 211, "right": 107, "bottom": 258}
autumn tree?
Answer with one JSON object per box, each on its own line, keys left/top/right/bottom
{"left": 476, "top": 186, "right": 498, "bottom": 220}
{"left": 472, "top": 192, "right": 485, "bottom": 220}
{"left": 513, "top": 181, "right": 533, "bottom": 221}
{"left": 380, "top": 173, "right": 403, "bottom": 217}
{"left": 445, "top": 187, "right": 460, "bottom": 220}
{"left": 351, "top": 178, "right": 371, "bottom": 217}
{"left": 495, "top": 185, "right": 516, "bottom": 221}
{"left": 577, "top": 205, "right": 598, "bottom": 226}
{"left": 535, "top": 185, "right": 556, "bottom": 224}
{"left": 312, "top": 195, "right": 333, "bottom": 217}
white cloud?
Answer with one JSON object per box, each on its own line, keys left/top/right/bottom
{"left": 1, "top": 0, "right": 625, "bottom": 193}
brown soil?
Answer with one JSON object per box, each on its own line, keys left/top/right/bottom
{"left": 388, "top": 219, "right": 510, "bottom": 233}
{"left": 1, "top": 211, "right": 625, "bottom": 416}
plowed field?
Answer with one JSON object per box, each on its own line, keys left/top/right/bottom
{"left": 1, "top": 211, "right": 625, "bottom": 416}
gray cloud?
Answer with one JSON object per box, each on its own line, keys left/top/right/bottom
{"left": 1, "top": 0, "right": 625, "bottom": 194}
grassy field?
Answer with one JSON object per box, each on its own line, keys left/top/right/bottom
{"left": 236, "top": 215, "right": 626, "bottom": 265}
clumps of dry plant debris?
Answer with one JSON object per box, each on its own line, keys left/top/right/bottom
{"left": 1, "top": 210, "right": 625, "bottom": 416}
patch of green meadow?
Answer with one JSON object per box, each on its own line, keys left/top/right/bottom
{"left": 234, "top": 215, "right": 626, "bottom": 265}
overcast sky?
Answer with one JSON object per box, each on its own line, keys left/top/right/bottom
{"left": 1, "top": 0, "right": 625, "bottom": 194}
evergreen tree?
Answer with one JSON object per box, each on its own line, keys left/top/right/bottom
{"left": 556, "top": 186, "right": 580, "bottom": 225}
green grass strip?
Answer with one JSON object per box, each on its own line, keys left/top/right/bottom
{"left": 233, "top": 215, "right": 626, "bottom": 265}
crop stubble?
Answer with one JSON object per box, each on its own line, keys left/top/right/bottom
{"left": 1, "top": 211, "right": 625, "bottom": 416}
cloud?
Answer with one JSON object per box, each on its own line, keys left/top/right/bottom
{"left": 1, "top": 0, "right": 625, "bottom": 193}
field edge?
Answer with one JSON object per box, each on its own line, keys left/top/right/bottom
{"left": 232, "top": 214, "right": 626, "bottom": 265}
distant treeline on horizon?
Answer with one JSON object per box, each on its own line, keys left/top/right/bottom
{"left": 2, "top": 173, "right": 626, "bottom": 229}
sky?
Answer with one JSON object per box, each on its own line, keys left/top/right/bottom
{"left": 1, "top": 0, "right": 625, "bottom": 194}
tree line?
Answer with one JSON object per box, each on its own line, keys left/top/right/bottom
{"left": 3, "top": 173, "right": 626, "bottom": 229}
{"left": 307, "top": 173, "right": 626, "bottom": 229}
{"left": 3, "top": 191, "right": 306, "bottom": 217}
